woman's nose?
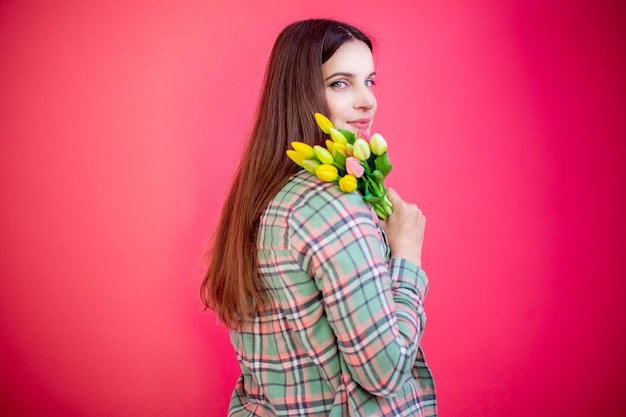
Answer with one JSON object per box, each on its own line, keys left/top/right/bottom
{"left": 353, "top": 85, "right": 376, "bottom": 110}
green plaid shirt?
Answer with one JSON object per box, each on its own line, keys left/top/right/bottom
{"left": 228, "top": 170, "right": 437, "bottom": 416}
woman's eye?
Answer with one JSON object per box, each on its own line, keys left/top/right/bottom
{"left": 365, "top": 79, "right": 377, "bottom": 87}
{"left": 330, "top": 80, "right": 348, "bottom": 89}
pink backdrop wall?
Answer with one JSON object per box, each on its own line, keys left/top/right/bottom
{"left": 1, "top": 0, "right": 625, "bottom": 416}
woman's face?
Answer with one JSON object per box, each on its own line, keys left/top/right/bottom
{"left": 322, "top": 40, "right": 377, "bottom": 134}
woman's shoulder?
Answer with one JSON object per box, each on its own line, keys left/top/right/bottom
{"left": 262, "top": 170, "right": 386, "bottom": 256}
{"left": 273, "top": 170, "right": 372, "bottom": 218}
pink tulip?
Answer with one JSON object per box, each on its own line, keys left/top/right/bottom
{"left": 345, "top": 156, "right": 365, "bottom": 178}
{"left": 357, "top": 129, "right": 371, "bottom": 142}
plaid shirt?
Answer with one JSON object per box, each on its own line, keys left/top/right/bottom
{"left": 228, "top": 170, "right": 437, "bottom": 416}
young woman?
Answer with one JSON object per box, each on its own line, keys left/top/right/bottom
{"left": 201, "top": 19, "right": 437, "bottom": 416}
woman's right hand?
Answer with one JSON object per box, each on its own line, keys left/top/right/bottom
{"left": 379, "top": 188, "right": 426, "bottom": 268}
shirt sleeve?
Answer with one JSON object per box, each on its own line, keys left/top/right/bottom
{"left": 287, "top": 184, "right": 429, "bottom": 397}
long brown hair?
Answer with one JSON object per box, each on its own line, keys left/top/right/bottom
{"left": 201, "top": 19, "right": 373, "bottom": 328}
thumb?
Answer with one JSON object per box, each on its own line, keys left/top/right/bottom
{"left": 386, "top": 188, "right": 404, "bottom": 206}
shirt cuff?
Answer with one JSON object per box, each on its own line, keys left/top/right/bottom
{"left": 389, "top": 258, "right": 429, "bottom": 300}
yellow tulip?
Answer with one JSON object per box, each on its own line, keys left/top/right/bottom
{"left": 369, "top": 133, "right": 388, "bottom": 156}
{"left": 315, "top": 164, "right": 338, "bottom": 182}
{"left": 286, "top": 150, "right": 305, "bottom": 166}
{"left": 352, "top": 138, "right": 371, "bottom": 161}
{"left": 314, "top": 113, "right": 334, "bottom": 134}
{"left": 339, "top": 175, "right": 358, "bottom": 193}
{"left": 333, "top": 142, "right": 346, "bottom": 156}
{"left": 325, "top": 140, "right": 335, "bottom": 155}
{"left": 291, "top": 141, "right": 316, "bottom": 159}
{"left": 345, "top": 143, "right": 353, "bottom": 157}
{"left": 314, "top": 145, "right": 334, "bottom": 164}
{"left": 302, "top": 159, "right": 321, "bottom": 174}
{"left": 329, "top": 128, "right": 348, "bottom": 145}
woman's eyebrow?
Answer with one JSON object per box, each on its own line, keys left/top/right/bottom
{"left": 324, "top": 71, "right": 376, "bottom": 81}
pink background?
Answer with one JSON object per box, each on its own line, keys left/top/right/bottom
{"left": 1, "top": 0, "right": 625, "bottom": 415}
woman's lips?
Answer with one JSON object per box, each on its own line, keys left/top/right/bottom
{"left": 348, "top": 119, "right": 371, "bottom": 131}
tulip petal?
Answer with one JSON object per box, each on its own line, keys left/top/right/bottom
{"left": 314, "top": 113, "right": 334, "bottom": 134}
{"left": 291, "top": 141, "right": 315, "bottom": 159}
{"left": 353, "top": 138, "right": 371, "bottom": 161}
{"left": 325, "top": 140, "right": 335, "bottom": 155}
{"left": 339, "top": 175, "right": 358, "bottom": 193}
{"left": 369, "top": 133, "right": 387, "bottom": 156}
{"left": 286, "top": 150, "right": 305, "bottom": 166}
{"left": 345, "top": 156, "right": 365, "bottom": 178}
{"left": 338, "top": 129, "right": 356, "bottom": 145}
{"left": 334, "top": 143, "right": 346, "bottom": 156}
{"left": 315, "top": 164, "right": 339, "bottom": 182}
{"left": 313, "top": 145, "right": 334, "bottom": 164}
{"left": 302, "top": 159, "right": 321, "bottom": 174}
{"left": 329, "top": 128, "right": 348, "bottom": 145}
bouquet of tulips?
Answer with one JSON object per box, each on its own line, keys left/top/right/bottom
{"left": 286, "top": 113, "right": 393, "bottom": 220}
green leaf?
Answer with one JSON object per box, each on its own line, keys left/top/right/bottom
{"left": 338, "top": 129, "right": 356, "bottom": 145}
{"left": 374, "top": 153, "right": 393, "bottom": 178}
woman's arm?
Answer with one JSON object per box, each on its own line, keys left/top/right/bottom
{"left": 288, "top": 185, "right": 428, "bottom": 397}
